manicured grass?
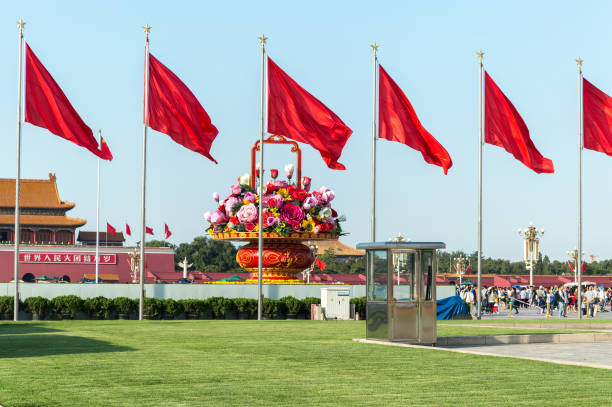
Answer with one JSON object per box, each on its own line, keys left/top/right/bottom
{"left": 1, "top": 320, "right": 612, "bottom": 406}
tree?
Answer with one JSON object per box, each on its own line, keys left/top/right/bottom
{"left": 145, "top": 240, "right": 175, "bottom": 249}
{"left": 174, "top": 236, "right": 240, "bottom": 272}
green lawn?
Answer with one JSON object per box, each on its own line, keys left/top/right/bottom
{"left": 1, "top": 321, "right": 612, "bottom": 406}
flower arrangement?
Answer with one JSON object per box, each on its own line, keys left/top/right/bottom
{"left": 205, "top": 164, "right": 345, "bottom": 236}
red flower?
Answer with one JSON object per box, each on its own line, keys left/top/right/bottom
{"left": 245, "top": 222, "right": 256, "bottom": 232}
{"left": 279, "top": 203, "right": 305, "bottom": 226}
{"left": 271, "top": 169, "right": 279, "bottom": 179}
{"left": 290, "top": 220, "right": 302, "bottom": 231}
{"left": 229, "top": 216, "right": 239, "bottom": 225}
{"left": 266, "top": 182, "right": 277, "bottom": 194}
{"left": 291, "top": 189, "right": 308, "bottom": 202}
{"left": 331, "top": 208, "right": 338, "bottom": 218}
{"left": 287, "top": 185, "right": 296, "bottom": 195}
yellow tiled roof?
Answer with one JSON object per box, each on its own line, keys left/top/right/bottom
{"left": 0, "top": 173, "right": 75, "bottom": 209}
{"left": 0, "top": 214, "right": 86, "bottom": 227}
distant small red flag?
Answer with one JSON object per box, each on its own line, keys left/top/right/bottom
{"left": 378, "top": 65, "right": 452, "bottom": 174}
{"left": 125, "top": 223, "right": 131, "bottom": 236}
{"left": 583, "top": 78, "right": 612, "bottom": 156}
{"left": 466, "top": 266, "right": 472, "bottom": 275}
{"left": 267, "top": 57, "right": 352, "bottom": 170}
{"left": 164, "top": 224, "right": 172, "bottom": 239}
{"left": 567, "top": 260, "right": 575, "bottom": 272}
{"left": 145, "top": 226, "right": 154, "bottom": 235}
{"left": 106, "top": 222, "right": 117, "bottom": 236}
{"left": 484, "top": 71, "right": 554, "bottom": 173}
{"left": 314, "top": 257, "right": 326, "bottom": 271}
{"left": 24, "top": 44, "right": 108, "bottom": 160}
{"left": 99, "top": 136, "right": 113, "bottom": 161}
{"left": 147, "top": 53, "right": 219, "bottom": 163}
{"left": 582, "top": 262, "right": 587, "bottom": 272}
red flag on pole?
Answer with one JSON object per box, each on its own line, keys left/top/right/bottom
{"left": 24, "top": 44, "right": 108, "bottom": 160}
{"left": 145, "top": 226, "right": 154, "bottom": 235}
{"left": 147, "top": 54, "right": 219, "bottom": 163}
{"left": 484, "top": 71, "right": 554, "bottom": 173}
{"left": 378, "top": 65, "right": 452, "bottom": 174}
{"left": 164, "top": 224, "right": 172, "bottom": 239}
{"left": 106, "top": 222, "right": 117, "bottom": 236}
{"left": 99, "top": 136, "right": 113, "bottom": 161}
{"left": 583, "top": 78, "right": 612, "bottom": 156}
{"left": 567, "top": 260, "right": 575, "bottom": 272}
{"left": 125, "top": 223, "right": 131, "bottom": 236}
{"left": 314, "top": 257, "right": 326, "bottom": 271}
{"left": 466, "top": 266, "right": 472, "bottom": 275}
{"left": 267, "top": 57, "right": 352, "bottom": 170}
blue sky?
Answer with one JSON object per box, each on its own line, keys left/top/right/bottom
{"left": 1, "top": 1, "right": 612, "bottom": 262}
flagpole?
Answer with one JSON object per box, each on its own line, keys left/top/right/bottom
{"left": 257, "top": 34, "right": 267, "bottom": 321}
{"left": 13, "top": 20, "right": 25, "bottom": 322}
{"left": 95, "top": 130, "right": 101, "bottom": 284}
{"left": 139, "top": 24, "right": 151, "bottom": 321}
{"left": 371, "top": 43, "right": 378, "bottom": 242}
{"left": 577, "top": 57, "right": 583, "bottom": 319}
{"left": 477, "top": 50, "right": 484, "bottom": 320}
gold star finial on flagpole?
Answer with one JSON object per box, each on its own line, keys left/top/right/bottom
{"left": 477, "top": 50, "right": 484, "bottom": 66}
{"left": 259, "top": 34, "right": 268, "bottom": 49}
{"left": 142, "top": 24, "right": 151, "bottom": 42}
{"left": 576, "top": 57, "right": 583, "bottom": 74}
{"left": 371, "top": 42, "right": 379, "bottom": 56}
{"left": 17, "top": 20, "right": 25, "bottom": 30}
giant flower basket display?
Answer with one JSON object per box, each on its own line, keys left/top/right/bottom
{"left": 205, "top": 135, "right": 344, "bottom": 281}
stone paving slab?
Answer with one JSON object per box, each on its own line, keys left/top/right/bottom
{"left": 354, "top": 338, "right": 612, "bottom": 370}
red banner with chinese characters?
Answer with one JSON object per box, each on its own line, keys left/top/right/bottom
{"left": 19, "top": 253, "right": 117, "bottom": 265}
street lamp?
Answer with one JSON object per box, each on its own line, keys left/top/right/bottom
{"left": 518, "top": 222, "right": 544, "bottom": 286}
{"left": 567, "top": 248, "right": 584, "bottom": 283}
{"left": 453, "top": 255, "right": 469, "bottom": 285}
{"left": 303, "top": 243, "right": 318, "bottom": 284}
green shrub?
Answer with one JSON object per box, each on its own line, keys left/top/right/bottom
{"left": 84, "top": 296, "right": 114, "bottom": 318}
{"left": 263, "top": 298, "right": 286, "bottom": 315}
{"left": 301, "top": 296, "right": 320, "bottom": 311}
{"left": 350, "top": 297, "right": 366, "bottom": 317}
{"left": 233, "top": 298, "right": 250, "bottom": 313}
{"left": 25, "top": 296, "right": 51, "bottom": 317}
{"left": 0, "top": 296, "right": 13, "bottom": 313}
{"left": 247, "top": 299, "right": 258, "bottom": 316}
{"left": 280, "top": 296, "right": 304, "bottom": 314}
{"left": 208, "top": 297, "right": 225, "bottom": 318}
{"left": 113, "top": 297, "right": 136, "bottom": 314}
{"left": 52, "top": 295, "right": 83, "bottom": 318}
{"left": 177, "top": 299, "right": 197, "bottom": 314}
{"left": 143, "top": 298, "right": 163, "bottom": 318}
{"left": 163, "top": 299, "right": 183, "bottom": 316}
{"left": 194, "top": 299, "right": 211, "bottom": 315}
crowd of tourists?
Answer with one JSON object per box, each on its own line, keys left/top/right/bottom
{"left": 456, "top": 284, "right": 612, "bottom": 318}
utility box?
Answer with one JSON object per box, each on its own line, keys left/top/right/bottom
{"left": 321, "top": 287, "right": 351, "bottom": 320}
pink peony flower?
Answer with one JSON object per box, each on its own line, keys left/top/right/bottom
{"left": 237, "top": 203, "right": 258, "bottom": 224}
{"left": 323, "top": 190, "right": 335, "bottom": 202}
{"left": 290, "top": 220, "right": 301, "bottom": 232}
{"left": 230, "top": 184, "right": 242, "bottom": 195}
{"left": 244, "top": 192, "right": 256, "bottom": 203}
{"left": 266, "top": 194, "right": 283, "bottom": 208}
{"left": 273, "top": 180, "right": 288, "bottom": 189}
{"left": 225, "top": 197, "right": 241, "bottom": 215}
{"left": 204, "top": 211, "right": 212, "bottom": 222}
{"left": 210, "top": 210, "right": 227, "bottom": 225}
{"left": 280, "top": 203, "right": 305, "bottom": 226}
{"left": 303, "top": 196, "right": 317, "bottom": 211}
{"left": 301, "top": 176, "right": 311, "bottom": 191}
{"left": 266, "top": 216, "right": 279, "bottom": 227}
{"left": 213, "top": 192, "right": 220, "bottom": 202}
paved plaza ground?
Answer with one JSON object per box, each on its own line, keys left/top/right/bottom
{"left": 476, "top": 304, "right": 611, "bottom": 320}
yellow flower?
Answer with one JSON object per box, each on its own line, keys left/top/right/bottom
{"left": 302, "top": 219, "right": 315, "bottom": 232}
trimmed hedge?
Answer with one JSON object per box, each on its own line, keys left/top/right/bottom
{"left": 3, "top": 295, "right": 364, "bottom": 320}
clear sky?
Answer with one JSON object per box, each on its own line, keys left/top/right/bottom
{"left": 1, "top": 1, "right": 611, "bottom": 262}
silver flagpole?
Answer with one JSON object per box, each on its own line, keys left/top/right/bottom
{"left": 577, "top": 57, "right": 583, "bottom": 319}
{"left": 257, "top": 35, "right": 267, "bottom": 321}
{"left": 477, "top": 50, "right": 484, "bottom": 320}
{"left": 371, "top": 43, "right": 378, "bottom": 242}
{"left": 95, "top": 130, "right": 101, "bottom": 284}
{"left": 139, "top": 25, "right": 151, "bottom": 321}
{"left": 13, "top": 20, "right": 25, "bottom": 322}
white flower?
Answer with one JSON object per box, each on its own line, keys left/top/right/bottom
{"left": 337, "top": 215, "right": 346, "bottom": 222}
{"left": 284, "top": 163, "right": 295, "bottom": 179}
{"left": 319, "top": 207, "right": 332, "bottom": 220}
{"left": 239, "top": 173, "right": 250, "bottom": 185}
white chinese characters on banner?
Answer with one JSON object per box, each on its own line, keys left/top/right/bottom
{"left": 19, "top": 253, "right": 117, "bottom": 265}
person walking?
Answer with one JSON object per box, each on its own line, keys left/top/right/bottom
{"left": 558, "top": 286, "right": 568, "bottom": 318}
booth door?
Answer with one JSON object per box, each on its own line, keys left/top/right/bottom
{"left": 419, "top": 250, "right": 437, "bottom": 343}
{"left": 390, "top": 250, "right": 418, "bottom": 341}
{"left": 366, "top": 249, "right": 389, "bottom": 339}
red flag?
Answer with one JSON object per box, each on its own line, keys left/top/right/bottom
{"left": 125, "top": 223, "right": 131, "bottom": 236}
{"left": 314, "top": 257, "right": 326, "bottom": 271}
{"left": 583, "top": 78, "right": 612, "bottom": 156}
{"left": 378, "top": 65, "right": 452, "bottom": 174}
{"left": 582, "top": 262, "right": 587, "bottom": 272}
{"left": 267, "top": 57, "right": 352, "bottom": 170}
{"left": 106, "top": 222, "right": 117, "bottom": 236}
{"left": 164, "top": 224, "right": 172, "bottom": 239}
{"left": 24, "top": 44, "right": 107, "bottom": 160}
{"left": 99, "top": 136, "right": 113, "bottom": 161}
{"left": 147, "top": 53, "right": 218, "bottom": 163}
{"left": 466, "top": 266, "right": 472, "bottom": 275}
{"left": 145, "top": 226, "right": 154, "bottom": 235}
{"left": 567, "top": 260, "right": 575, "bottom": 272}
{"left": 484, "top": 71, "right": 554, "bottom": 173}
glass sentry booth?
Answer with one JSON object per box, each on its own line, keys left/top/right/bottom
{"left": 356, "top": 241, "right": 445, "bottom": 344}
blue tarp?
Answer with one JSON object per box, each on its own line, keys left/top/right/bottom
{"left": 436, "top": 295, "right": 468, "bottom": 320}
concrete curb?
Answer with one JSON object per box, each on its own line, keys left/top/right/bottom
{"left": 352, "top": 338, "right": 612, "bottom": 370}
{"left": 439, "top": 322, "right": 612, "bottom": 330}
{"left": 436, "top": 332, "right": 612, "bottom": 346}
